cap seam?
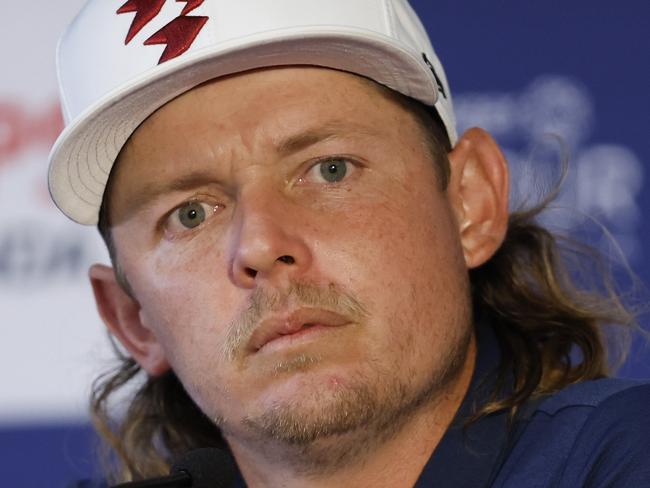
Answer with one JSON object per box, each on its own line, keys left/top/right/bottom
{"left": 382, "top": 0, "right": 396, "bottom": 38}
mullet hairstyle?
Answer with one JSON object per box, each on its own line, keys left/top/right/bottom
{"left": 92, "top": 86, "right": 638, "bottom": 483}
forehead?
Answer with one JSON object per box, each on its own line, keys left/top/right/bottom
{"left": 113, "top": 67, "right": 419, "bottom": 170}
{"left": 134, "top": 67, "right": 396, "bottom": 137}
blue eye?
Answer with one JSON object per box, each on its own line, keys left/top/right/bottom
{"left": 314, "top": 158, "right": 351, "bottom": 183}
{"left": 177, "top": 202, "right": 206, "bottom": 229}
{"left": 165, "top": 201, "right": 222, "bottom": 236}
{"left": 319, "top": 159, "right": 348, "bottom": 182}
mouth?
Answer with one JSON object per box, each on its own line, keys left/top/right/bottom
{"left": 248, "top": 308, "right": 350, "bottom": 354}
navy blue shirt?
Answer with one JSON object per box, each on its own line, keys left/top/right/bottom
{"left": 415, "top": 324, "right": 650, "bottom": 487}
{"left": 74, "top": 324, "right": 650, "bottom": 487}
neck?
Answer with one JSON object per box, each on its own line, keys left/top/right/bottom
{"left": 228, "top": 335, "right": 477, "bottom": 488}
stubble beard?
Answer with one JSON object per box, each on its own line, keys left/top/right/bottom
{"left": 213, "top": 281, "right": 474, "bottom": 475}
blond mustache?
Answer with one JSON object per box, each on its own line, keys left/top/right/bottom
{"left": 223, "top": 281, "right": 369, "bottom": 361}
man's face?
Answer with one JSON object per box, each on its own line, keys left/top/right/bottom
{"left": 107, "top": 67, "right": 473, "bottom": 453}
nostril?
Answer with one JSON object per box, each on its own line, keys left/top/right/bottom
{"left": 278, "top": 255, "right": 295, "bottom": 265}
{"left": 245, "top": 267, "right": 257, "bottom": 278}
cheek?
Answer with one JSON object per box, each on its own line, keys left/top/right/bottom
{"left": 132, "top": 250, "right": 250, "bottom": 417}
{"left": 137, "top": 229, "right": 231, "bottom": 307}
{"left": 321, "top": 184, "right": 469, "bottom": 355}
{"left": 126, "top": 239, "right": 238, "bottom": 373}
{"left": 326, "top": 181, "right": 464, "bottom": 290}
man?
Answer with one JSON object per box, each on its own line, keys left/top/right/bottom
{"left": 50, "top": 1, "right": 650, "bottom": 487}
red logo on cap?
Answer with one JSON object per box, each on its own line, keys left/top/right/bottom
{"left": 117, "top": 0, "right": 166, "bottom": 44}
{"left": 177, "top": 0, "right": 205, "bottom": 15}
{"left": 117, "top": 0, "right": 208, "bottom": 64}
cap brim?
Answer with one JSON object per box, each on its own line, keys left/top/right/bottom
{"left": 48, "top": 27, "right": 441, "bottom": 225}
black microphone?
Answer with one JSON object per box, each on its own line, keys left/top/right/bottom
{"left": 112, "top": 448, "right": 236, "bottom": 488}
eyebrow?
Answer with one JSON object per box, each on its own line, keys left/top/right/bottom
{"left": 126, "top": 170, "right": 219, "bottom": 214}
{"left": 275, "top": 120, "right": 381, "bottom": 156}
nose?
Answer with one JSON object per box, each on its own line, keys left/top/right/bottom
{"left": 229, "top": 189, "right": 312, "bottom": 288}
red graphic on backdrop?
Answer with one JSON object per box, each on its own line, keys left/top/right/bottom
{"left": 145, "top": 15, "right": 208, "bottom": 63}
{"left": 117, "top": 0, "right": 209, "bottom": 64}
{"left": 0, "top": 101, "right": 63, "bottom": 169}
{"left": 178, "top": 0, "right": 205, "bottom": 15}
{"left": 117, "top": 0, "right": 166, "bottom": 44}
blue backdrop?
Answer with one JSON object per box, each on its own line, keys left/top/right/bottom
{"left": 2, "top": 1, "right": 648, "bottom": 486}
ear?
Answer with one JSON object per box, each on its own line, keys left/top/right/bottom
{"left": 447, "top": 128, "right": 509, "bottom": 269}
{"left": 89, "top": 264, "right": 170, "bottom": 376}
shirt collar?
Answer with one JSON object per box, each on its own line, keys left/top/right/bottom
{"left": 414, "top": 322, "right": 511, "bottom": 488}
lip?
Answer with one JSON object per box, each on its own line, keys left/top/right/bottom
{"left": 248, "top": 308, "right": 350, "bottom": 353}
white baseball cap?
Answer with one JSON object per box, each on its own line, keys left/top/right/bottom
{"left": 48, "top": 0, "right": 457, "bottom": 225}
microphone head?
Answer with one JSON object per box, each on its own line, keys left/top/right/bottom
{"left": 171, "top": 448, "right": 236, "bottom": 488}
